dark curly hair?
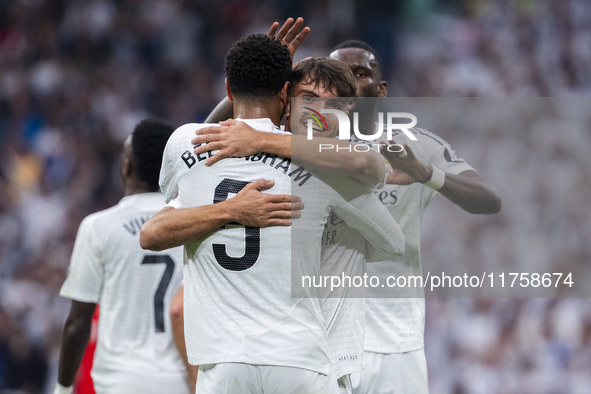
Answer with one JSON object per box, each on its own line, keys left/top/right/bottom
{"left": 292, "top": 57, "right": 357, "bottom": 98}
{"left": 225, "top": 34, "right": 292, "bottom": 102}
{"left": 131, "top": 118, "right": 174, "bottom": 191}
{"left": 331, "top": 40, "right": 383, "bottom": 78}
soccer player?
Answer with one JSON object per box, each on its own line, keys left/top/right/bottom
{"left": 54, "top": 119, "right": 191, "bottom": 394}
{"left": 197, "top": 39, "right": 502, "bottom": 393}
{"left": 192, "top": 56, "right": 397, "bottom": 393}
{"left": 329, "top": 40, "right": 502, "bottom": 394}
{"left": 141, "top": 34, "right": 404, "bottom": 393}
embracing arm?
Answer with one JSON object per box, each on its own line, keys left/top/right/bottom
{"left": 140, "top": 179, "right": 303, "bottom": 251}
{"left": 140, "top": 204, "right": 235, "bottom": 251}
{"left": 204, "top": 97, "right": 233, "bottom": 124}
{"left": 56, "top": 301, "right": 96, "bottom": 390}
{"left": 291, "top": 135, "right": 385, "bottom": 187}
{"left": 192, "top": 119, "right": 385, "bottom": 187}
{"left": 381, "top": 141, "right": 501, "bottom": 214}
{"left": 332, "top": 183, "right": 405, "bottom": 260}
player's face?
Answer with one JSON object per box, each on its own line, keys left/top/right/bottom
{"left": 289, "top": 79, "right": 347, "bottom": 139}
{"left": 329, "top": 48, "right": 387, "bottom": 98}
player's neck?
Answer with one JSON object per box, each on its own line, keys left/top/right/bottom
{"left": 233, "top": 101, "right": 283, "bottom": 126}
{"left": 356, "top": 107, "right": 380, "bottom": 136}
{"left": 123, "top": 179, "right": 152, "bottom": 196}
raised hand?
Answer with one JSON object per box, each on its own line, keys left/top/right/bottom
{"left": 268, "top": 17, "right": 310, "bottom": 59}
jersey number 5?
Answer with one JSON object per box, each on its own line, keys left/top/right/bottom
{"left": 213, "top": 178, "right": 260, "bottom": 271}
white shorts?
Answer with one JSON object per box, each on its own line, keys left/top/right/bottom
{"left": 196, "top": 363, "right": 341, "bottom": 393}
{"left": 93, "top": 371, "right": 192, "bottom": 394}
{"left": 337, "top": 374, "right": 353, "bottom": 394}
{"left": 351, "top": 349, "right": 428, "bottom": 394}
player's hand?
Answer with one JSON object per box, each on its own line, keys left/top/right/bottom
{"left": 268, "top": 17, "right": 310, "bottom": 59}
{"left": 230, "top": 179, "right": 303, "bottom": 227}
{"left": 192, "top": 119, "right": 262, "bottom": 166}
{"left": 379, "top": 140, "right": 432, "bottom": 185}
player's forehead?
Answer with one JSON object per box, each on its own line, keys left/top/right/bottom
{"left": 329, "top": 48, "right": 378, "bottom": 71}
{"left": 293, "top": 78, "right": 340, "bottom": 98}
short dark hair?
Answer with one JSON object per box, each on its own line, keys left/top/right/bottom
{"left": 225, "top": 34, "right": 293, "bottom": 102}
{"left": 331, "top": 40, "right": 383, "bottom": 76}
{"left": 292, "top": 57, "right": 356, "bottom": 98}
{"left": 131, "top": 118, "right": 174, "bottom": 191}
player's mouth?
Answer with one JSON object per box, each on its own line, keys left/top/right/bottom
{"left": 302, "top": 120, "right": 326, "bottom": 136}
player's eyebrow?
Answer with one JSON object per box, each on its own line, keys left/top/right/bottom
{"left": 298, "top": 89, "right": 321, "bottom": 97}
{"left": 350, "top": 65, "right": 373, "bottom": 73}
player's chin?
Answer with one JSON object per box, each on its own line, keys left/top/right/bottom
{"left": 314, "top": 130, "right": 338, "bottom": 138}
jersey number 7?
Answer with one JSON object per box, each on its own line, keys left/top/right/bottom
{"left": 141, "top": 255, "right": 175, "bottom": 333}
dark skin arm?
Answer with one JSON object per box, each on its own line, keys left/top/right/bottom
{"left": 204, "top": 17, "right": 310, "bottom": 123}
{"left": 381, "top": 141, "right": 502, "bottom": 214}
{"left": 204, "top": 97, "right": 233, "bottom": 124}
{"left": 57, "top": 301, "right": 96, "bottom": 387}
{"left": 170, "top": 287, "right": 198, "bottom": 391}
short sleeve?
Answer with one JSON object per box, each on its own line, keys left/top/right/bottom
{"left": 60, "top": 216, "right": 104, "bottom": 303}
{"left": 159, "top": 135, "right": 179, "bottom": 203}
{"left": 414, "top": 128, "right": 475, "bottom": 175}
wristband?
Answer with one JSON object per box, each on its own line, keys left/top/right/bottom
{"left": 53, "top": 384, "right": 73, "bottom": 394}
{"left": 423, "top": 166, "right": 445, "bottom": 190}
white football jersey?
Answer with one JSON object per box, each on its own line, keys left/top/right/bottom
{"left": 318, "top": 143, "right": 408, "bottom": 379}
{"left": 320, "top": 213, "right": 370, "bottom": 379}
{"left": 354, "top": 127, "right": 474, "bottom": 353}
{"left": 60, "top": 193, "right": 189, "bottom": 393}
{"left": 159, "top": 118, "right": 404, "bottom": 376}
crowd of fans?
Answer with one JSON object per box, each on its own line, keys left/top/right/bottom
{"left": 1, "top": 0, "right": 590, "bottom": 392}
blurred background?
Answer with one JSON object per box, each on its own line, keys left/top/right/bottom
{"left": 1, "top": 0, "right": 590, "bottom": 393}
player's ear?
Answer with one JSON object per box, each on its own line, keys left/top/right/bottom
{"left": 284, "top": 93, "right": 291, "bottom": 121}
{"left": 120, "top": 135, "right": 133, "bottom": 179}
{"left": 225, "top": 78, "right": 234, "bottom": 102}
{"left": 378, "top": 80, "right": 388, "bottom": 98}
{"left": 279, "top": 81, "right": 290, "bottom": 108}
{"left": 120, "top": 156, "right": 132, "bottom": 179}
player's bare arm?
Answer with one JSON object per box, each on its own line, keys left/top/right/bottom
{"left": 204, "top": 17, "right": 309, "bottom": 123}
{"left": 192, "top": 119, "right": 385, "bottom": 187}
{"left": 140, "top": 179, "right": 303, "bottom": 251}
{"left": 381, "top": 141, "right": 501, "bottom": 214}
{"left": 170, "top": 287, "right": 198, "bottom": 390}
{"left": 57, "top": 301, "right": 96, "bottom": 391}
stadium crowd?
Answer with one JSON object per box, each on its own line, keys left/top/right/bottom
{"left": 1, "top": 0, "right": 590, "bottom": 392}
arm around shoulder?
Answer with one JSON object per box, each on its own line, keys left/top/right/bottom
{"left": 140, "top": 205, "right": 234, "bottom": 251}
